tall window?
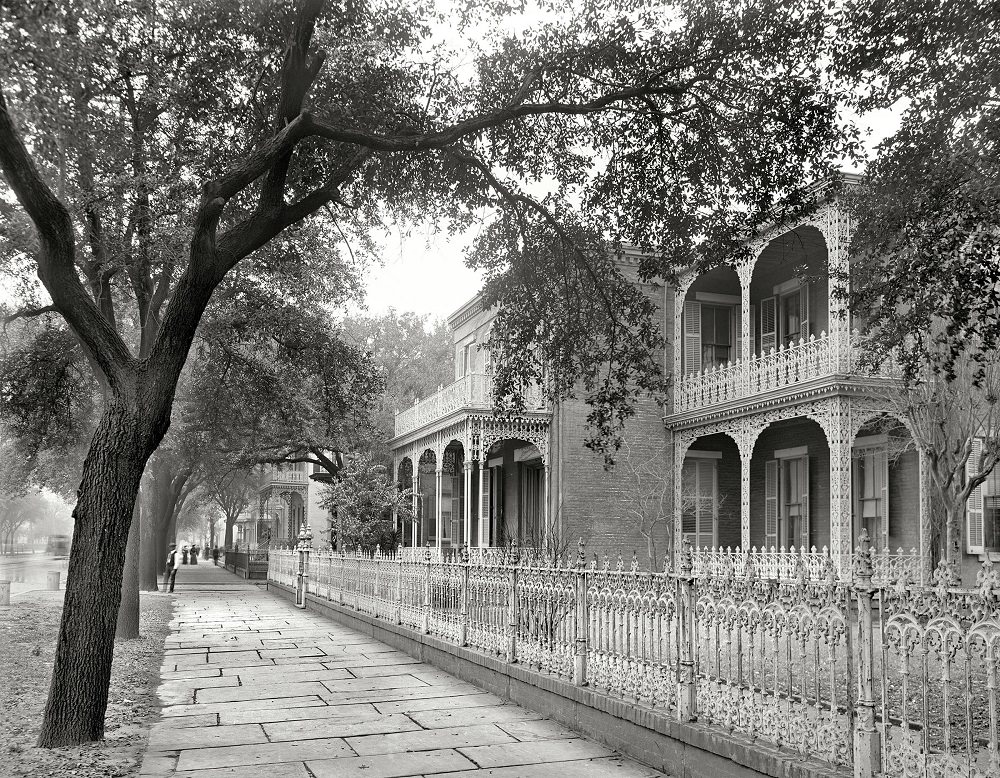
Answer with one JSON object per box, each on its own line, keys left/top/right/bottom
{"left": 765, "top": 451, "right": 809, "bottom": 550}
{"left": 853, "top": 446, "right": 888, "bottom": 551}
{"left": 984, "top": 468, "right": 1000, "bottom": 551}
{"left": 700, "top": 305, "right": 732, "bottom": 369}
{"left": 682, "top": 456, "right": 717, "bottom": 550}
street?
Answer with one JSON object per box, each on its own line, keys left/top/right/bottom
{"left": 0, "top": 553, "right": 68, "bottom": 598}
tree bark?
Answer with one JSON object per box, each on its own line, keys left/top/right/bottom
{"left": 115, "top": 499, "right": 141, "bottom": 639}
{"left": 224, "top": 511, "right": 237, "bottom": 549}
{"left": 38, "top": 396, "right": 155, "bottom": 746}
{"left": 138, "top": 500, "right": 159, "bottom": 591}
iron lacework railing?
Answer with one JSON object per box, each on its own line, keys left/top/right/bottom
{"left": 269, "top": 534, "right": 1000, "bottom": 778}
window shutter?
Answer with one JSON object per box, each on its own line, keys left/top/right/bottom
{"left": 967, "top": 438, "right": 985, "bottom": 554}
{"left": 799, "top": 456, "right": 810, "bottom": 550}
{"left": 765, "top": 459, "right": 778, "bottom": 549}
{"left": 760, "top": 297, "right": 777, "bottom": 352}
{"left": 877, "top": 448, "right": 889, "bottom": 548}
{"left": 697, "top": 459, "right": 717, "bottom": 550}
{"left": 748, "top": 304, "right": 756, "bottom": 358}
{"left": 480, "top": 466, "right": 491, "bottom": 547}
{"left": 799, "top": 284, "right": 811, "bottom": 340}
{"left": 734, "top": 305, "right": 743, "bottom": 361}
{"left": 683, "top": 300, "right": 702, "bottom": 375}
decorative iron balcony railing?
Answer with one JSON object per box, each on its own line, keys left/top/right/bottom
{"left": 675, "top": 330, "right": 898, "bottom": 413}
{"left": 394, "top": 373, "right": 547, "bottom": 437}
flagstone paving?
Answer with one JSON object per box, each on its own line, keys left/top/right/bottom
{"left": 140, "top": 563, "right": 667, "bottom": 777}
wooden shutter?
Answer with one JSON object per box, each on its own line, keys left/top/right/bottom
{"left": 760, "top": 297, "right": 777, "bottom": 352}
{"left": 480, "top": 466, "right": 491, "bottom": 547}
{"left": 877, "top": 448, "right": 889, "bottom": 549}
{"left": 799, "top": 284, "right": 811, "bottom": 340}
{"left": 798, "top": 456, "right": 810, "bottom": 550}
{"left": 684, "top": 300, "right": 702, "bottom": 375}
{"left": 698, "top": 459, "right": 717, "bottom": 550}
{"left": 748, "top": 304, "right": 756, "bottom": 358}
{"left": 734, "top": 305, "right": 742, "bottom": 361}
{"left": 967, "top": 438, "right": 985, "bottom": 554}
{"left": 765, "top": 459, "right": 779, "bottom": 549}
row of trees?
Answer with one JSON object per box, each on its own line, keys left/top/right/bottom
{"left": 0, "top": 0, "right": 996, "bottom": 751}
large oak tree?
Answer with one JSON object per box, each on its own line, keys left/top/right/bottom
{"left": 0, "top": 0, "right": 856, "bottom": 745}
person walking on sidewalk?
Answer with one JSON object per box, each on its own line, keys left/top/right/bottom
{"left": 164, "top": 543, "right": 180, "bottom": 593}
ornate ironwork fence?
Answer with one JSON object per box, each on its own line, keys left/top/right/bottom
{"left": 269, "top": 534, "right": 1000, "bottom": 777}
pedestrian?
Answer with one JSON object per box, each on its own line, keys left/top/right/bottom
{"left": 212, "top": 546, "right": 219, "bottom": 565}
{"left": 181, "top": 545, "right": 189, "bottom": 564}
{"left": 191, "top": 544, "right": 199, "bottom": 565}
{"left": 164, "top": 543, "right": 179, "bottom": 593}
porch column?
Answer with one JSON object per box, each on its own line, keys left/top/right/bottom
{"left": 463, "top": 461, "right": 473, "bottom": 548}
{"left": 825, "top": 205, "right": 853, "bottom": 372}
{"left": 411, "top": 479, "right": 419, "bottom": 547}
{"left": 543, "top": 463, "right": 551, "bottom": 550}
{"left": 827, "top": 400, "right": 854, "bottom": 562}
{"left": 739, "top": 261, "right": 752, "bottom": 395}
{"left": 479, "top": 458, "right": 490, "bottom": 548}
{"left": 740, "top": 450, "right": 752, "bottom": 549}
{"left": 673, "top": 433, "right": 687, "bottom": 570}
{"left": 435, "top": 468, "right": 443, "bottom": 548}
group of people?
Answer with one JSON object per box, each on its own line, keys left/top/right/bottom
{"left": 163, "top": 542, "right": 221, "bottom": 593}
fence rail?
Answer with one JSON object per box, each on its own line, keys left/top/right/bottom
{"left": 269, "top": 537, "right": 1000, "bottom": 777}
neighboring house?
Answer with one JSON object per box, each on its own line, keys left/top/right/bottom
{"left": 234, "top": 462, "right": 329, "bottom": 548}
{"left": 389, "top": 181, "right": 994, "bottom": 582}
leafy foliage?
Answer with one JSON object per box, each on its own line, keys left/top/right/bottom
{"left": 321, "top": 453, "right": 414, "bottom": 551}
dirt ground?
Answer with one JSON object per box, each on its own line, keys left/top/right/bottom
{"left": 1, "top": 591, "right": 172, "bottom": 777}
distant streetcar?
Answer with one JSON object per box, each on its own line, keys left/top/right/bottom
{"left": 46, "top": 535, "right": 70, "bottom": 557}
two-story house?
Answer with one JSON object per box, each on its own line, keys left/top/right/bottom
{"left": 390, "top": 183, "right": 993, "bottom": 581}
{"left": 234, "top": 462, "right": 328, "bottom": 548}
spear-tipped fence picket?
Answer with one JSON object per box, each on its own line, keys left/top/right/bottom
{"left": 268, "top": 535, "right": 1000, "bottom": 778}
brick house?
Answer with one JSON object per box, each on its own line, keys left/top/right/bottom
{"left": 389, "top": 185, "right": 996, "bottom": 581}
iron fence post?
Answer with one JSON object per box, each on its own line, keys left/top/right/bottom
{"left": 459, "top": 545, "right": 470, "bottom": 646}
{"left": 507, "top": 542, "right": 520, "bottom": 663}
{"left": 423, "top": 543, "right": 432, "bottom": 634}
{"left": 853, "top": 530, "right": 880, "bottom": 778}
{"left": 396, "top": 552, "right": 403, "bottom": 625}
{"left": 355, "top": 553, "right": 362, "bottom": 610}
{"left": 295, "top": 523, "right": 312, "bottom": 609}
{"left": 573, "top": 538, "right": 588, "bottom": 687}
{"left": 677, "top": 538, "right": 697, "bottom": 722}
{"left": 339, "top": 549, "right": 346, "bottom": 606}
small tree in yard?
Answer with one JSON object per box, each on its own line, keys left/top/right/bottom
{"left": 322, "top": 454, "right": 414, "bottom": 551}
{"left": 617, "top": 438, "right": 671, "bottom": 571}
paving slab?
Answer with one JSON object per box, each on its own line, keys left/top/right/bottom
{"left": 306, "top": 749, "right": 478, "bottom": 777}
{"left": 140, "top": 563, "right": 666, "bottom": 778}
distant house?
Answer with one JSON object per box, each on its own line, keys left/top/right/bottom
{"left": 234, "top": 462, "right": 330, "bottom": 548}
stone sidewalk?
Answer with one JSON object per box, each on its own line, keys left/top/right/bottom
{"left": 140, "top": 563, "right": 667, "bottom": 778}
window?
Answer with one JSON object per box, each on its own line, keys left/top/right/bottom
{"left": 853, "top": 445, "right": 888, "bottom": 551}
{"left": 682, "top": 456, "right": 717, "bottom": 550}
{"left": 765, "top": 450, "right": 809, "bottom": 550}
{"left": 700, "top": 305, "right": 732, "bottom": 369}
{"left": 985, "top": 469, "right": 1000, "bottom": 551}
{"left": 781, "top": 291, "right": 803, "bottom": 345}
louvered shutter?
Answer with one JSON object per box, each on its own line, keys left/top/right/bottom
{"left": 760, "top": 297, "right": 777, "bottom": 352}
{"left": 748, "top": 304, "right": 756, "bottom": 358}
{"left": 734, "top": 305, "right": 743, "bottom": 361}
{"left": 877, "top": 448, "right": 889, "bottom": 549}
{"left": 684, "top": 300, "right": 702, "bottom": 375}
{"left": 798, "top": 456, "right": 810, "bottom": 550}
{"left": 480, "top": 466, "right": 491, "bottom": 547}
{"left": 698, "top": 459, "right": 717, "bottom": 550}
{"left": 967, "top": 438, "right": 985, "bottom": 554}
{"left": 799, "top": 285, "right": 811, "bottom": 340}
{"left": 765, "top": 459, "right": 779, "bottom": 549}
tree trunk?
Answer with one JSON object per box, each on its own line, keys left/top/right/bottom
{"left": 115, "top": 499, "right": 141, "bottom": 639}
{"left": 138, "top": 500, "right": 159, "bottom": 591}
{"left": 38, "top": 398, "right": 154, "bottom": 747}
{"left": 224, "top": 512, "right": 236, "bottom": 549}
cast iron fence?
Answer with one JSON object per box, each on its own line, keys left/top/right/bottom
{"left": 268, "top": 535, "right": 1000, "bottom": 777}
